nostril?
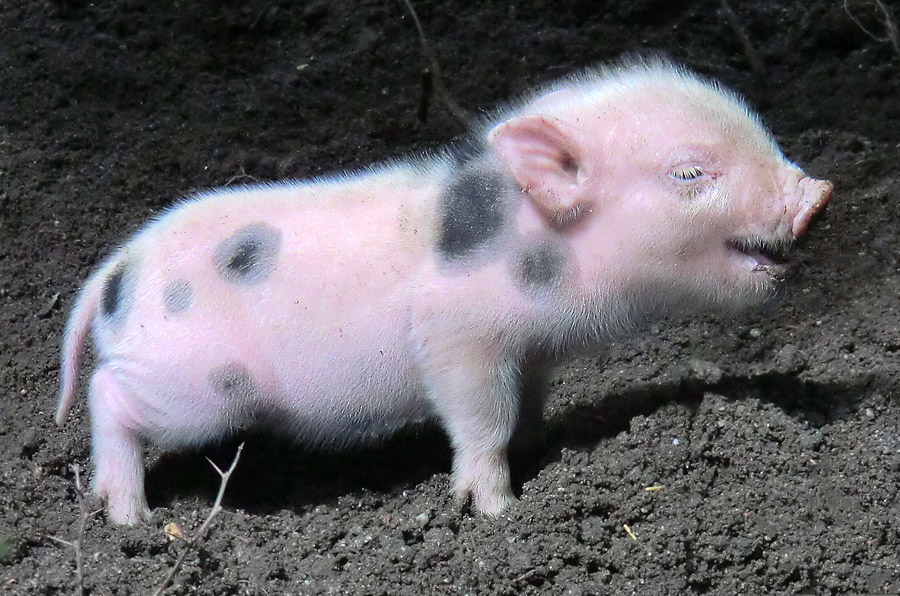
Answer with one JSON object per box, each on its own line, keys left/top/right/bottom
{"left": 790, "top": 177, "right": 833, "bottom": 238}
{"left": 801, "top": 203, "right": 828, "bottom": 236}
{"left": 820, "top": 181, "right": 834, "bottom": 204}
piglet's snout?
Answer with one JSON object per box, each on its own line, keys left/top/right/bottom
{"left": 790, "top": 176, "right": 833, "bottom": 239}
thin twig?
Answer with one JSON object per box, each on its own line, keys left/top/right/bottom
{"left": 152, "top": 443, "right": 245, "bottom": 596}
{"left": 873, "top": 0, "right": 898, "bottom": 54}
{"left": 844, "top": 0, "right": 900, "bottom": 60}
{"left": 719, "top": 0, "right": 765, "bottom": 76}
{"left": 48, "top": 464, "right": 89, "bottom": 596}
{"left": 223, "top": 166, "right": 258, "bottom": 187}
{"left": 515, "top": 568, "right": 537, "bottom": 583}
{"left": 399, "top": 0, "right": 470, "bottom": 125}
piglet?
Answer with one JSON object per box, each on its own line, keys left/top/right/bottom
{"left": 56, "top": 60, "right": 832, "bottom": 524}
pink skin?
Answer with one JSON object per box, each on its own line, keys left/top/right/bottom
{"left": 56, "top": 62, "right": 832, "bottom": 524}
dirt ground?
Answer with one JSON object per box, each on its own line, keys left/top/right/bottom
{"left": 1, "top": 0, "right": 898, "bottom": 594}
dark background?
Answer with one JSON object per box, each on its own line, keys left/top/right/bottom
{"left": 1, "top": 0, "right": 898, "bottom": 594}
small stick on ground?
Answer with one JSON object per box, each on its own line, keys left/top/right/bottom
{"left": 399, "top": 0, "right": 470, "bottom": 125}
{"left": 152, "top": 443, "right": 244, "bottom": 596}
{"left": 47, "top": 464, "right": 90, "bottom": 596}
{"left": 223, "top": 166, "right": 258, "bottom": 187}
{"left": 719, "top": 0, "right": 765, "bottom": 76}
{"left": 844, "top": 0, "right": 900, "bottom": 60}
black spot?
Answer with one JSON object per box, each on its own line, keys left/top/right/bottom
{"left": 210, "top": 363, "right": 260, "bottom": 402}
{"left": 438, "top": 170, "right": 507, "bottom": 259}
{"left": 102, "top": 264, "right": 126, "bottom": 317}
{"left": 214, "top": 222, "right": 281, "bottom": 284}
{"left": 163, "top": 279, "right": 193, "bottom": 313}
{"left": 517, "top": 241, "right": 564, "bottom": 291}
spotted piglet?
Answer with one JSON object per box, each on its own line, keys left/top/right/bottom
{"left": 56, "top": 61, "right": 832, "bottom": 524}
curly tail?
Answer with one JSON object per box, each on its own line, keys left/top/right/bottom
{"left": 56, "top": 264, "right": 111, "bottom": 426}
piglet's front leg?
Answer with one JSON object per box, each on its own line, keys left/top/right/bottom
{"left": 423, "top": 350, "right": 521, "bottom": 516}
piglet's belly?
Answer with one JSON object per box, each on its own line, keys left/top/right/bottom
{"left": 96, "top": 295, "right": 427, "bottom": 448}
{"left": 99, "top": 346, "right": 427, "bottom": 448}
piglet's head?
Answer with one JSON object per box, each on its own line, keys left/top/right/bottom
{"left": 488, "top": 66, "right": 832, "bottom": 313}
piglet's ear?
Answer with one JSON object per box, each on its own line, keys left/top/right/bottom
{"left": 488, "top": 114, "right": 588, "bottom": 222}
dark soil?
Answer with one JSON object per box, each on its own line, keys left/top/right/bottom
{"left": 1, "top": 0, "right": 898, "bottom": 594}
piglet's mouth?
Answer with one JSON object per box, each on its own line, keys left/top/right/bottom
{"left": 728, "top": 236, "right": 792, "bottom": 279}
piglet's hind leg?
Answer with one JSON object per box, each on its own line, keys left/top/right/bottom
{"left": 88, "top": 368, "right": 151, "bottom": 525}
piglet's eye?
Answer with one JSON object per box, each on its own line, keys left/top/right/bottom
{"left": 671, "top": 165, "right": 704, "bottom": 181}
